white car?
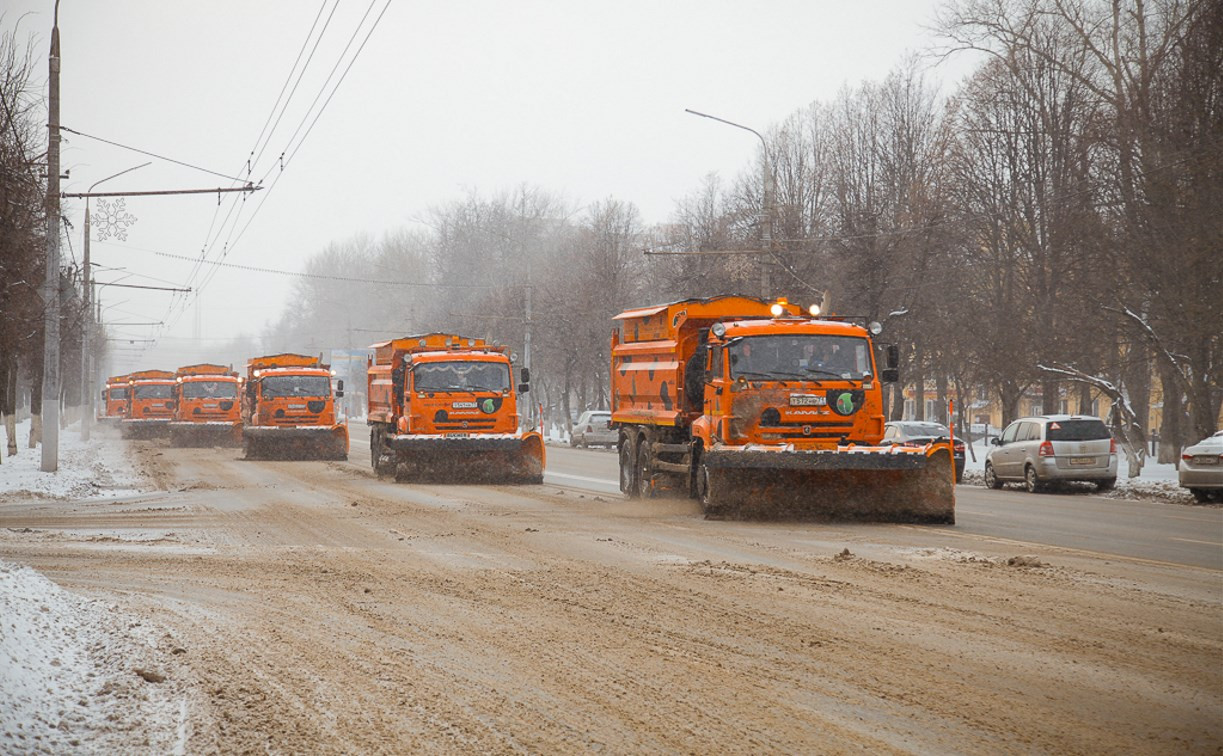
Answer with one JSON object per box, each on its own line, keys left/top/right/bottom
{"left": 1179, "top": 430, "right": 1223, "bottom": 503}
{"left": 570, "top": 410, "right": 616, "bottom": 448}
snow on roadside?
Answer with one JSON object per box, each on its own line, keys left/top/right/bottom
{"left": 0, "top": 419, "right": 146, "bottom": 501}
{"left": 0, "top": 560, "right": 191, "bottom": 754}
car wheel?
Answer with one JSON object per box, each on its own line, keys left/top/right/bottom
{"left": 1190, "top": 488, "right": 1211, "bottom": 503}
{"left": 569, "top": 436, "right": 578, "bottom": 448}
{"left": 1024, "top": 465, "right": 1043, "bottom": 493}
{"left": 1095, "top": 477, "right": 1116, "bottom": 492}
{"left": 983, "top": 462, "right": 1002, "bottom": 489}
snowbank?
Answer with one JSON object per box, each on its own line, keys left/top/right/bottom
{"left": 0, "top": 560, "right": 190, "bottom": 753}
{"left": 0, "top": 419, "right": 145, "bottom": 501}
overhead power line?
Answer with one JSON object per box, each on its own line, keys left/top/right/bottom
{"left": 59, "top": 126, "right": 250, "bottom": 183}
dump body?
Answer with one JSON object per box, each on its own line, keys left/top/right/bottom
{"left": 120, "top": 369, "right": 176, "bottom": 439}
{"left": 610, "top": 295, "right": 955, "bottom": 523}
{"left": 99, "top": 374, "right": 131, "bottom": 424}
{"left": 242, "top": 353, "right": 348, "bottom": 460}
{"left": 169, "top": 363, "right": 242, "bottom": 447}
{"left": 366, "top": 333, "right": 544, "bottom": 483}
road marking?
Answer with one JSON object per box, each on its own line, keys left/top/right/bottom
{"left": 1170, "top": 537, "right": 1221, "bottom": 547}
{"left": 897, "top": 525, "right": 1219, "bottom": 571}
{"left": 546, "top": 471, "right": 619, "bottom": 487}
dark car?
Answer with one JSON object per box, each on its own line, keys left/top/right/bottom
{"left": 883, "top": 421, "right": 966, "bottom": 483}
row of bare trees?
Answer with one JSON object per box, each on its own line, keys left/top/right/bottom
{"left": 265, "top": 0, "right": 1219, "bottom": 452}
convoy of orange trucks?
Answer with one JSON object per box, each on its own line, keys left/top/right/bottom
{"left": 241, "top": 353, "right": 348, "bottom": 460}
{"left": 366, "top": 333, "right": 544, "bottom": 483}
{"left": 98, "top": 294, "right": 953, "bottom": 525}
{"left": 168, "top": 363, "right": 243, "bottom": 447}
{"left": 119, "top": 369, "right": 177, "bottom": 439}
{"left": 610, "top": 295, "right": 956, "bottom": 523}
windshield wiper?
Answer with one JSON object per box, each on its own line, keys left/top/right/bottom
{"left": 803, "top": 367, "right": 847, "bottom": 380}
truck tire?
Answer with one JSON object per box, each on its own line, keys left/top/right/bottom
{"left": 619, "top": 433, "right": 638, "bottom": 497}
{"left": 635, "top": 440, "right": 655, "bottom": 499}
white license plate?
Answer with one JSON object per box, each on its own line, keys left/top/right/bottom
{"left": 790, "top": 395, "right": 826, "bottom": 407}
{"left": 1069, "top": 456, "right": 1095, "bottom": 466}
{"left": 289, "top": 404, "right": 305, "bottom": 409}
{"left": 444, "top": 433, "right": 471, "bottom": 438}
{"left": 452, "top": 401, "right": 477, "bottom": 409}
{"left": 1195, "top": 456, "right": 1219, "bottom": 466}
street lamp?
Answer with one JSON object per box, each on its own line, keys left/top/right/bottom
{"left": 685, "top": 109, "right": 774, "bottom": 298}
{"left": 80, "top": 162, "right": 149, "bottom": 439}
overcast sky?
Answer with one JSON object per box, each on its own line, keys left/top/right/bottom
{"left": 4, "top": 1, "right": 974, "bottom": 373}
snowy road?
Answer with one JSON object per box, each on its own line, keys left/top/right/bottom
{"left": 540, "top": 444, "right": 1223, "bottom": 570}
{"left": 1, "top": 438, "right": 1220, "bottom": 752}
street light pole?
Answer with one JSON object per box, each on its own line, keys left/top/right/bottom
{"left": 80, "top": 162, "right": 150, "bottom": 440}
{"left": 684, "top": 109, "right": 774, "bottom": 299}
{"left": 40, "top": 3, "right": 62, "bottom": 472}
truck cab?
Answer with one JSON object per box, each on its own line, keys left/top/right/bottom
{"left": 99, "top": 374, "right": 131, "bottom": 424}
{"left": 367, "top": 333, "right": 544, "bottom": 483}
{"left": 169, "top": 363, "right": 242, "bottom": 447}
{"left": 242, "top": 354, "right": 348, "bottom": 460}
{"left": 120, "top": 370, "right": 176, "bottom": 439}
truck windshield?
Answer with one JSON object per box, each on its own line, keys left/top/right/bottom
{"left": 727, "top": 335, "right": 871, "bottom": 381}
{"left": 261, "top": 375, "right": 331, "bottom": 398}
{"left": 108, "top": 388, "right": 129, "bottom": 400}
{"left": 414, "top": 361, "right": 510, "bottom": 393}
{"left": 133, "top": 384, "right": 173, "bottom": 399}
{"left": 181, "top": 381, "right": 237, "bottom": 399}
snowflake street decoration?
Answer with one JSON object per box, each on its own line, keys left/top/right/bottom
{"left": 94, "top": 197, "right": 138, "bottom": 241}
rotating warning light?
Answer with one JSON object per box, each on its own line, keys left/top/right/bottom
{"left": 769, "top": 303, "right": 785, "bottom": 317}
{"left": 808, "top": 304, "right": 821, "bottom": 316}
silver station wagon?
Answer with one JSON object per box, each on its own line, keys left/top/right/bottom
{"left": 985, "top": 415, "right": 1118, "bottom": 493}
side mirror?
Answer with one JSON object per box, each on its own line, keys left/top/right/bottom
{"left": 520, "top": 367, "right": 531, "bottom": 383}
{"left": 518, "top": 383, "right": 530, "bottom": 394}
{"left": 337, "top": 379, "right": 344, "bottom": 392}
{"left": 990, "top": 437, "right": 1001, "bottom": 446}
{"left": 885, "top": 345, "right": 899, "bottom": 369}
{"left": 881, "top": 368, "right": 900, "bottom": 383}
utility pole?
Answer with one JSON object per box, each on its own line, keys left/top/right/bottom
{"left": 683, "top": 108, "right": 775, "bottom": 299}
{"left": 80, "top": 162, "right": 150, "bottom": 441}
{"left": 40, "top": 4, "right": 61, "bottom": 472}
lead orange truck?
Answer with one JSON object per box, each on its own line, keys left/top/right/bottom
{"left": 241, "top": 353, "right": 348, "bottom": 460}
{"left": 120, "top": 369, "right": 176, "bottom": 439}
{"left": 169, "top": 363, "right": 242, "bottom": 447}
{"left": 611, "top": 295, "right": 955, "bottom": 522}
{"left": 366, "top": 333, "right": 544, "bottom": 483}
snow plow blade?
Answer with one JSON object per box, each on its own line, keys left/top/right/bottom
{"left": 169, "top": 422, "right": 242, "bottom": 448}
{"left": 243, "top": 426, "right": 349, "bottom": 461}
{"left": 384, "top": 433, "right": 545, "bottom": 484}
{"left": 700, "top": 445, "right": 955, "bottom": 524}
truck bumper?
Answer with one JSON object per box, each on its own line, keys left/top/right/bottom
{"left": 120, "top": 418, "right": 171, "bottom": 438}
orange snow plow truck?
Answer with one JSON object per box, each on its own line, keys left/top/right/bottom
{"left": 99, "top": 373, "right": 131, "bottom": 425}
{"left": 367, "top": 333, "right": 544, "bottom": 483}
{"left": 168, "top": 363, "right": 242, "bottom": 447}
{"left": 611, "top": 295, "right": 955, "bottom": 523}
{"left": 120, "top": 369, "right": 176, "bottom": 439}
{"left": 241, "top": 353, "right": 348, "bottom": 460}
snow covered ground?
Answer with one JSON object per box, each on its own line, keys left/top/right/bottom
{"left": 0, "top": 561, "right": 192, "bottom": 754}
{"left": 0, "top": 419, "right": 146, "bottom": 501}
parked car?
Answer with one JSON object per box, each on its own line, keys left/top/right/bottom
{"left": 984, "top": 415, "right": 1117, "bottom": 493}
{"left": 883, "top": 421, "right": 965, "bottom": 483}
{"left": 1178, "top": 430, "right": 1223, "bottom": 503}
{"left": 570, "top": 410, "right": 615, "bottom": 448}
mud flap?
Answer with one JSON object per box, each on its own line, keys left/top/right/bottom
{"left": 701, "top": 447, "right": 955, "bottom": 523}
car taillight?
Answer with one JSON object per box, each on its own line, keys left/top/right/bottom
{"left": 953, "top": 440, "right": 964, "bottom": 452}
{"left": 1039, "top": 440, "right": 1054, "bottom": 457}
{"left": 1110, "top": 438, "right": 1116, "bottom": 454}
{"left": 586, "top": 425, "right": 593, "bottom": 432}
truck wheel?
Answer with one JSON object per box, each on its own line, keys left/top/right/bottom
{"left": 370, "top": 430, "right": 379, "bottom": 470}
{"left": 619, "top": 434, "right": 638, "bottom": 497}
{"left": 635, "top": 441, "right": 654, "bottom": 499}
